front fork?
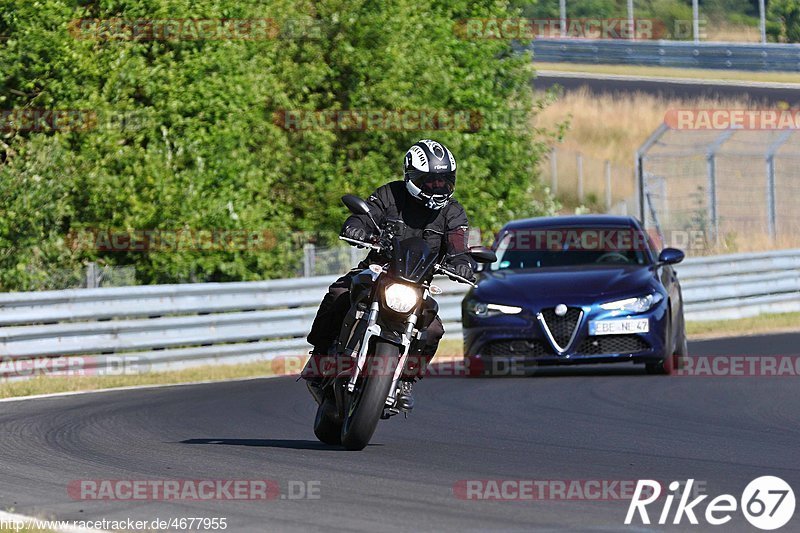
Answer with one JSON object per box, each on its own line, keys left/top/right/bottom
{"left": 347, "top": 301, "right": 417, "bottom": 408}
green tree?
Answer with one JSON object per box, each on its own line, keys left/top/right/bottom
{"left": 768, "top": 0, "right": 800, "bottom": 42}
{"left": 0, "top": 0, "right": 556, "bottom": 290}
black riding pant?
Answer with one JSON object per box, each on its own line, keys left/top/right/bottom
{"left": 306, "top": 270, "right": 444, "bottom": 374}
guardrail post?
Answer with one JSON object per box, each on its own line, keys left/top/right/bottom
{"left": 550, "top": 147, "right": 558, "bottom": 195}
{"left": 577, "top": 153, "right": 584, "bottom": 203}
{"left": 604, "top": 160, "right": 612, "bottom": 211}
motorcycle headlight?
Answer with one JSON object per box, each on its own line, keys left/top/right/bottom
{"left": 600, "top": 293, "right": 663, "bottom": 313}
{"left": 467, "top": 299, "right": 522, "bottom": 317}
{"left": 384, "top": 283, "right": 419, "bottom": 313}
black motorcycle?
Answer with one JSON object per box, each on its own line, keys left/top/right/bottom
{"left": 312, "top": 195, "right": 496, "bottom": 450}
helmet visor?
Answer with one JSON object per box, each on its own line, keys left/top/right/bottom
{"left": 410, "top": 171, "right": 455, "bottom": 197}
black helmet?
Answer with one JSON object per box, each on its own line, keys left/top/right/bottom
{"left": 403, "top": 139, "right": 456, "bottom": 210}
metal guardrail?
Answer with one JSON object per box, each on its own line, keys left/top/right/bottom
{"left": 530, "top": 39, "right": 800, "bottom": 71}
{"left": 1, "top": 249, "right": 798, "bottom": 374}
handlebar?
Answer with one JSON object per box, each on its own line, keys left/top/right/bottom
{"left": 339, "top": 235, "right": 382, "bottom": 251}
{"left": 340, "top": 236, "right": 477, "bottom": 288}
{"left": 434, "top": 264, "right": 477, "bottom": 288}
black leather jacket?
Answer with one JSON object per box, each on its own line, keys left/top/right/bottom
{"left": 341, "top": 181, "right": 474, "bottom": 270}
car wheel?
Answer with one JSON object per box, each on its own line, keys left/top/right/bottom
{"left": 645, "top": 357, "right": 674, "bottom": 375}
{"left": 646, "top": 311, "right": 675, "bottom": 375}
{"left": 672, "top": 304, "right": 689, "bottom": 370}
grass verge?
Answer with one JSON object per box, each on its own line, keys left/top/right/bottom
{"left": 686, "top": 311, "right": 800, "bottom": 339}
{"left": 0, "top": 361, "right": 277, "bottom": 400}
{"left": 535, "top": 62, "right": 800, "bottom": 84}
{"left": 1, "top": 311, "right": 797, "bottom": 399}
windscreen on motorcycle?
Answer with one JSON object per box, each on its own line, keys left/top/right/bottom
{"left": 390, "top": 237, "right": 437, "bottom": 283}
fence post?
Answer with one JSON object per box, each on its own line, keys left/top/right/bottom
{"left": 706, "top": 131, "right": 733, "bottom": 245}
{"left": 706, "top": 154, "right": 718, "bottom": 244}
{"left": 550, "top": 147, "right": 558, "bottom": 195}
{"left": 85, "top": 262, "right": 99, "bottom": 289}
{"left": 635, "top": 123, "right": 669, "bottom": 225}
{"left": 577, "top": 153, "right": 584, "bottom": 203}
{"left": 604, "top": 160, "right": 612, "bottom": 211}
{"left": 303, "top": 243, "right": 316, "bottom": 277}
{"left": 765, "top": 130, "right": 793, "bottom": 242}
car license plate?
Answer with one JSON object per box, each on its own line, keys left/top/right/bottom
{"left": 589, "top": 318, "right": 649, "bottom": 335}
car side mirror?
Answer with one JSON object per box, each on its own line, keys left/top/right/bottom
{"left": 658, "top": 247, "right": 684, "bottom": 265}
{"left": 470, "top": 247, "right": 497, "bottom": 264}
{"left": 341, "top": 195, "right": 371, "bottom": 215}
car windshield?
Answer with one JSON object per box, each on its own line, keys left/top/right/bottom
{"left": 491, "top": 226, "right": 653, "bottom": 270}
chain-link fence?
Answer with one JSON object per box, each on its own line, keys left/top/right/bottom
{"left": 27, "top": 263, "right": 137, "bottom": 291}
{"left": 301, "top": 243, "right": 364, "bottom": 277}
{"left": 637, "top": 125, "right": 800, "bottom": 250}
{"left": 546, "top": 146, "right": 636, "bottom": 214}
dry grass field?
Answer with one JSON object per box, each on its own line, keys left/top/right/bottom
{"left": 530, "top": 87, "right": 800, "bottom": 253}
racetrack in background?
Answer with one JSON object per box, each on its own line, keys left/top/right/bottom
{"left": 534, "top": 71, "right": 800, "bottom": 105}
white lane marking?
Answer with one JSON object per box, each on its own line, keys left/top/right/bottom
{"left": 0, "top": 374, "right": 284, "bottom": 404}
{"left": 536, "top": 69, "right": 800, "bottom": 90}
{"left": 0, "top": 509, "right": 109, "bottom": 533}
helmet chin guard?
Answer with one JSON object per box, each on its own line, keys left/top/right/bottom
{"left": 405, "top": 180, "right": 451, "bottom": 210}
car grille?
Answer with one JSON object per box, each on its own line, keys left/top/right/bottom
{"left": 540, "top": 307, "right": 582, "bottom": 348}
{"left": 483, "top": 340, "right": 552, "bottom": 357}
{"left": 576, "top": 335, "right": 650, "bottom": 355}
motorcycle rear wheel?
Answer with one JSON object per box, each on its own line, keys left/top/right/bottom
{"left": 313, "top": 396, "right": 342, "bottom": 445}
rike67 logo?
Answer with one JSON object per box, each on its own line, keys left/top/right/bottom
{"left": 625, "top": 477, "right": 795, "bottom": 530}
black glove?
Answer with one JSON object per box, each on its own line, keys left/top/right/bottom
{"left": 453, "top": 262, "right": 476, "bottom": 283}
{"left": 341, "top": 226, "right": 377, "bottom": 247}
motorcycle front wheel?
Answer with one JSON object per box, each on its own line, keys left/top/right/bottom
{"left": 340, "top": 340, "right": 399, "bottom": 451}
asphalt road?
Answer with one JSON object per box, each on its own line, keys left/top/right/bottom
{"left": 534, "top": 73, "right": 800, "bottom": 105}
{"left": 1, "top": 333, "right": 799, "bottom": 532}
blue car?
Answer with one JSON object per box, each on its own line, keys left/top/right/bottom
{"left": 462, "top": 215, "right": 687, "bottom": 375}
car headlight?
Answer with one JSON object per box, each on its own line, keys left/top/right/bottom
{"left": 467, "top": 299, "right": 522, "bottom": 317}
{"left": 599, "top": 293, "right": 663, "bottom": 313}
{"left": 384, "top": 283, "right": 419, "bottom": 313}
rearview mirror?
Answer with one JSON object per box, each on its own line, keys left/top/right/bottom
{"left": 470, "top": 247, "right": 497, "bottom": 264}
{"left": 658, "top": 247, "right": 684, "bottom": 265}
{"left": 341, "top": 195, "right": 371, "bottom": 215}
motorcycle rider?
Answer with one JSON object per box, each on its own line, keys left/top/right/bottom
{"left": 303, "top": 139, "right": 476, "bottom": 409}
